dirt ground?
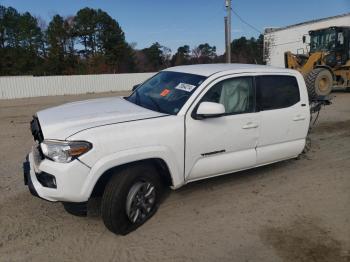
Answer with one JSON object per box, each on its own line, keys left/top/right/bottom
{"left": 0, "top": 91, "right": 349, "bottom": 262}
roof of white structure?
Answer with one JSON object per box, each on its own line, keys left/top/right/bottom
{"left": 264, "top": 13, "right": 350, "bottom": 34}
{"left": 164, "top": 63, "right": 293, "bottom": 77}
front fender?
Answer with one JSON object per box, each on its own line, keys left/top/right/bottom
{"left": 79, "top": 146, "right": 183, "bottom": 200}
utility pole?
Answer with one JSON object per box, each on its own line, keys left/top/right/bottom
{"left": 224, "top": 16, "right": 228, "bottom": 62}
{"left": 225, "top": 0, "right": 231, "bottom": 63}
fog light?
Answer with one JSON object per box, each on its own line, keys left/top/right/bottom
{"left": 36, "top": 172, "right": 57, "bottom": 188}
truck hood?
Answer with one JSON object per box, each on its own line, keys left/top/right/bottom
{"left": 36, "top": 96, "right": 166, "bottom": 140}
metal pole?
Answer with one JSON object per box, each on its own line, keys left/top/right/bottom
{"left": 224, "top": 16, "right": 228, "bottom": 62}
{"left": 225, "top": 0, "right": 231, "bottom": 63}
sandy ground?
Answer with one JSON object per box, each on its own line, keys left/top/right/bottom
{"left": 0, "top": 91, "right": 349, "bottom": 262}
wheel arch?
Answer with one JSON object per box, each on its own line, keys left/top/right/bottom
{"left": 90, "top": 158, "right": 174, "bottom": 198}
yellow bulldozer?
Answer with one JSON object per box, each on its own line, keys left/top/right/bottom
{"left": 285, "top": 26, "right": 350, "bottom": 100}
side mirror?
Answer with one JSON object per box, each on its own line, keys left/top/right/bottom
{"left": 132, "top": 84, "right": 140, "bottom": 92}
{"left": 195, "top": 102, "right": 225, "bottom": 119}
{"left": 302, "top": 35, "right": 306, "bottom": 44}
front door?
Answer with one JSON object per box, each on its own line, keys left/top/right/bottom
{"left": 185, "top": 76, "right": 259, "bottom": 181}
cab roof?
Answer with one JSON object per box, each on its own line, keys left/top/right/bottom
{"left": 164, "top": 63, "right": 295, "bottom": 77}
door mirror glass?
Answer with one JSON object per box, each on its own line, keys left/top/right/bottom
{"left": 196, "top": 102, "right": 225, "bottom": 119}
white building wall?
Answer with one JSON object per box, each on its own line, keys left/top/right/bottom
{"left": 264, "top": 14, "right": 350, "bottom": 67}
{"left": 0, "top": 72, "right": 155, "bottom": 99}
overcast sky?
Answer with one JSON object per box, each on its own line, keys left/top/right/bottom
{"left": 1, "top": 0, "right": 349, "bottom": 53}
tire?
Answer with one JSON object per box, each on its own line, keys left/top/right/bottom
{"left": 305, "top": 68, "right": 333, "bottom": 100}
{"left": 101, "top": 163, "right": 162, "bottom": 235}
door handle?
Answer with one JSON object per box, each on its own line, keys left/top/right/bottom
{"left": 242, "top": 122, "right": 259, "bottom": 129}
{"left": 293, "top": 115, "right": 306, "bottom": 121}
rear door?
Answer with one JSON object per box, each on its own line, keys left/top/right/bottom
{"left": 256, "top": 74, "right": 310, "bottom": 165}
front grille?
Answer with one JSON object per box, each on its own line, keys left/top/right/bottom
{"left": 30, "top": 117, "right": 45, "bottom": 162}
{"left": 32, "top": 145, "right": 44, "bottom": 166}
{"left": 30, "top": 116, "right": 44, "bottom": 143}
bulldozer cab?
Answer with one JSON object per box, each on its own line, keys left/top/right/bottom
{"left": 309, "top": 27, "right": 350, "bottom": 66}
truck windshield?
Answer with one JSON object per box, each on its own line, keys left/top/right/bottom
{"left": 310, "top": 29, "right": 336, "bottom": 53}
{"left": 127, "top": 71, "right": 206, "bottom": 115}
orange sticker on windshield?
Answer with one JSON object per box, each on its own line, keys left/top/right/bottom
{"left": 160, "top": 89, "right": 170, "bottom": 97}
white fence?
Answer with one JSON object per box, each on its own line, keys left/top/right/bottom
{"left": 0, "top": 72, "right": 156, "bottom": 99}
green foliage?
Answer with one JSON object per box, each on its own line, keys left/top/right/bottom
{"left": 192, "top": 43, "right": 217, "bottom": 64}
{"left": 171, "top": 45, "right": 190, "bottom": 66}
{"left": 138, "top": 42, "right": 171, "bottom": 72}
{"left": 0, "top": 5, "right": 264, "bottom": 76}
{"left": 231, "top": 35, "right": 264, "bottom": 64}
{"left": 46, "top": 15, "right": 68, "bottom": 74}
{"left": 0, "top": 6, "right": 44, "bottom": 75}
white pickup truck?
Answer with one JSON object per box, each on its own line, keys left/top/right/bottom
{"left": 24, "top": 64, "right": 310, "bottom": 235}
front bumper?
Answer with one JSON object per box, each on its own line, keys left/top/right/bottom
{"left": 23, "top": 153, "right": 57, "bottom": 201}
{"left": 23, "top": 151, "right": 91, "bottom": 202}
{"left": 23, "top": 156, "right": 39, "bottom": 198}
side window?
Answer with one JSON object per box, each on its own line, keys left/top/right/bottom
{"left": 256, "top": 75, "right": 300, "bottom": 110}
{"left": 201, "top": 77, "right": 255, "bottom": 115}
{"left": 338, "top": 32, "right": 344, "bottom": 46}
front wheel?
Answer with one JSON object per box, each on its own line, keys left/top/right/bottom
{"left": 101, "top": 164, "right": 162, "bottom": 235}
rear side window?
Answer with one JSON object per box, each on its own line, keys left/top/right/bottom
{"left": 256, "top": 75, "right": 300, "bottom": 110}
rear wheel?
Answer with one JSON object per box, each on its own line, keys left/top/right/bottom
{"left": 101, "top": 163, "right": 162, "bottom": 235}
{"left": 305, "top": 68, "right": 333, "bottom": 99}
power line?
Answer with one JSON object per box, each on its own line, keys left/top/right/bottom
{"left": 231, "top": 8, "right": 262, "bottom": 35}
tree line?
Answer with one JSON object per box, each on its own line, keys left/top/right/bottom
{"left": 0, "top": 5, "right": 264, "bottom": 76}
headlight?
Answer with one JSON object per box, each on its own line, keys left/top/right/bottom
{"left": 40, "top": 140, "right": 92, "bottom": 163}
